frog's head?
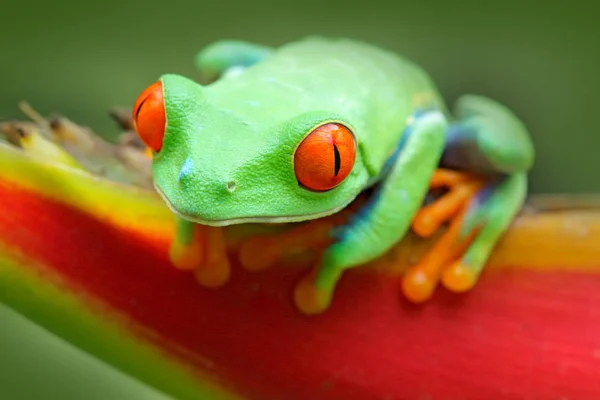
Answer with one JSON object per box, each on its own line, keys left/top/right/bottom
{"left": 132, "top": 74, "right": 370, "bottom": 226}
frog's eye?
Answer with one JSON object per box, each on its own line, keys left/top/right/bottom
{"left": 132, "top": 81, "right": 166, "bottom": 152}
{"left": 294, "top": 123, "right": 356, "bottom": 191}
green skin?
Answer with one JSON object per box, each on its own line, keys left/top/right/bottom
{"left": 152, "top": 37, "right": 534, "bottom": 307}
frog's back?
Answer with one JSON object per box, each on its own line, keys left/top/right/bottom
{"left": 206, "top": 37, "right": 446, "bottom": 173}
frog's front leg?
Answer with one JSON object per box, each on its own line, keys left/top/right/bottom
{"left": 403, "top": 95, "right": 535, "bottom": 302}
{"left": 294, "top": 111, "right": 448, "bottom": 315}
{"left": 169, "top": 216, "right": 231, "bottom": 288}
{"left": 195, "top": 40, "right": 273, "bottom": 82}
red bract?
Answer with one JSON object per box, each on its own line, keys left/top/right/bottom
{"left": 1, "top": 144, "right": 600, "bottom": 400}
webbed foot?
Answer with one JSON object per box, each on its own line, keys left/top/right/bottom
{"left": 238, "top": 218, "right": 336, "bottom": 272}
{"left": 293, "top": 263, "right": 337, "bottom": 315}
{"left": 402, "top": 169, "right": 527, "bottom": 303}
{"left": 237, "top": 199, "right": 365, "bottom": 315}
{"left": 238, "top": 221, "right": 340, "bottom": 315}
{"left": 411, "top": 169, "right": 485, "bottom": 238}
{"left": 169, "top": 218, "right": 231, "bottom": 288}
{"left": 169, "top": 222, "right": 205, "bottom": 271}
{"left": 402, "top": 169, "right": 485, "bottom": 302}
{"left": 194, "top": 226, "right": 231, "bottom": 288}
{"left": 237, "top": 198, "right": 363, "bottom": 271}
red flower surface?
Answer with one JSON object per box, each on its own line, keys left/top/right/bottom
{"left": 1, "top": 143, "right": 600, "bottom": 400}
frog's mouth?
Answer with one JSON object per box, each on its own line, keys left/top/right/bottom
{"left": 153, "top": 183, "right": 357, "bottom": 227}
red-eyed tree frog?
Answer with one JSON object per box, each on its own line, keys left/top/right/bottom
{"left": 132, "top": 37, "right": 535, "bottom": 315}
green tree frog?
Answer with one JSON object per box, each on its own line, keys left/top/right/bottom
{"left": 132, "top": 37, "right": 534, "bottom": 314}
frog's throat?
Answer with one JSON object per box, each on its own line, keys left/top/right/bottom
{"left": 153, "top": 184, "right": 358, "bottom": 227}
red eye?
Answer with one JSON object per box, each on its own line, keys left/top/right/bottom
{"left": 294, "top": 123, "right": 356, "bottom": 191}
{"left": 132, "top": 81, "right": 166, "bottom": 152}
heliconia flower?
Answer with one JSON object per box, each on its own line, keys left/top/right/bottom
{"left": 1, "top": 111, "right": 600, "bottom": 400}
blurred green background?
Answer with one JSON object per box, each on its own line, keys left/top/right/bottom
{"left": 0, "top": 0, "right": 598, "bottom": 399}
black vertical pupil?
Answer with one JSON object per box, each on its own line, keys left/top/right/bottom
{"left": 135, "top": 96, "right": 148, "bottom": 121}
{"left": 333, "top": 144, "right": 341, "bottom": 176}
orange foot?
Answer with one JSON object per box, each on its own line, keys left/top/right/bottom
{"left": 293, "top": 263, "right": 335, "bottom": 315}
{"left": 402, "top": 169, "right": 486, "bottom": 303}
{"left": 169, "top": 224, "right": 231, "bottom": 288}
{"left": 237, "top": 197, "right": 366, "bottom": 272}
{"left": 237, "top": 219, "right": 335, "bottom": 272}
{"left": 169, "top": 223, "right": 205, "bottom": 271}
{"left": 194, "top": 226, "right": 231, "bottom": 288}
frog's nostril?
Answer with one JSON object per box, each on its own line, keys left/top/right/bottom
{"left": 226, "top": 181, "right": 237, "bottom": 192}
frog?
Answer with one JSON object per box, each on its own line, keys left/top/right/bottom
{"left": 131, "top": 37, "right": 535, "bottom": 315}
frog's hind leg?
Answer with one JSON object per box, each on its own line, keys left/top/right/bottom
{"left": 441, "top": 94, "right": 535, "bottom": 175}
{"left": 403, "top": 172, "right": 527, "bottom": 302}
{"left": 195, "top": 40, "right": 273, "bottom": 82}
{"left": 402, "top": 94, "right": 534, "bottom": 302}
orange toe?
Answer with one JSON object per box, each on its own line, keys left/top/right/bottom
{"left": 195, "top": 227, "right": 231, "bottom": 288}
{"left": 429, "top": 168, "right": 476, "bottom": 188}
{"left": 401, "top": 269, "right": 437, "bottom": 303}
{"left": 293, "top": 268, "right": 333, "bottom": 315}
{"left": 442, "top": 261, "right": 478, "bottom": 293}
{"left": 404, "top": 196, "right": 477, "bottom": 303}
{"left": 412, "top": 178, "right": 484, "bottom": 238}
{"left": 169, "top": 227, "right": 204, "bottom": 271}
{"left": 195, "top": 258, "right": 231, "bottom": 288}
